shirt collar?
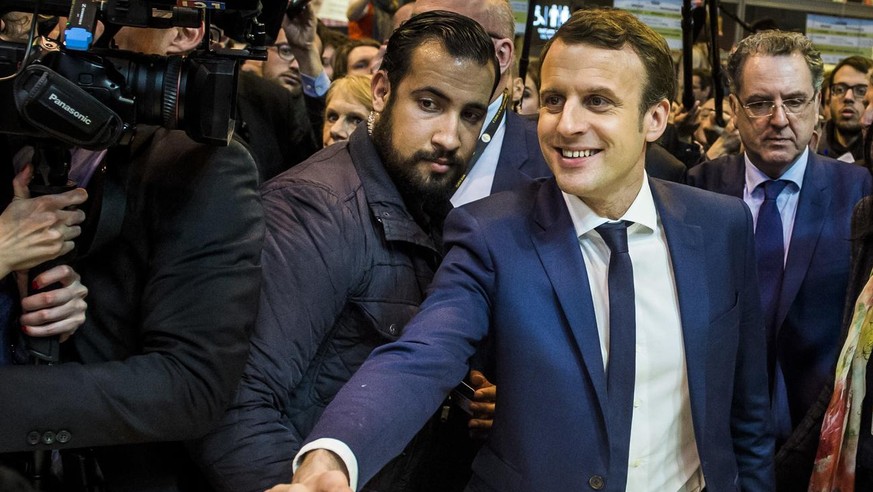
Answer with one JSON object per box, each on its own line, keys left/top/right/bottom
{"left": 744, "top": 146, "right": 807, "bottom": 195}
{"left": 561, "top": 172, "right": 659, "bottom": 238}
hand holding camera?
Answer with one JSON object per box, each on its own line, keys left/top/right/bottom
{"left": 0, "top": 163, "right": 86, "bottom": 278}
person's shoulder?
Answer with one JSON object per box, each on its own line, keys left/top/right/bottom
{"left": 653, "top": 178, "right": 749, "bottom": 218}
{"left": 132, "top": 128, "right": 257, "bottom": 184}
{"left": 261, "top": 142, "right": 359, "bottom": 199}
{"left": 810, "top": 152, "right": 871, "bottom": 178}
{"left": 687, "top": 154, "right": 741, "bottom": 176}
{"left": 505, "top": 112, "right": 541, "bottom": 149}
{"left": 506, "top": 110, "right": 538, "bottom": 131}
{"left": 685, "top": 154, "right": 744, "bottom": 190}
{"left": 457, "top": 178, "right": 545, "bottom": 220}
{"left": 808, "top": 153, "right": 873, "bottom": 197}
{"left": 654, "top": 177, "right": 736, "bottom": 202}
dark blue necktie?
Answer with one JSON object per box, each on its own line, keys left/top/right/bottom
{"left": 755, "top": 179, "right": 789, "bottom": 333}
{"left": 754, "top": 179, "right": 791, "bottom": 440}
{"left": 595, "top": 221, "right": 635, "bottom": 492}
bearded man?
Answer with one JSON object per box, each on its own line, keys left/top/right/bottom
{"left": 190, "top": 11, "right": 500, "bottom": 492}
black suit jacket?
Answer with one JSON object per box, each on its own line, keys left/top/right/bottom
{"left": 235, "top": 71, "right": 320, "bottom": 184}
{"left": 0, "top": 129, "right": 264, "bottom": 491}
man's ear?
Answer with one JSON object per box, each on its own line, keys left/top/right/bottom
{"left": 644, "top": 99, "right": 671, "bottom": 142}
{"left": 165, "top": 24, "right": 205, "bottom": 54}
{"left": 371, "top": 70, "right": 391, "bottom": 112}
{"left": 494, "top": 38, "right": 513, "bottom": 80}
{"left": 728, "top": 93, "right": 741, "bottom": 119}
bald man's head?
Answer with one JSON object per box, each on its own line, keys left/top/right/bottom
{"left": 413, "top": 0, "right": 514, "bottom": 98}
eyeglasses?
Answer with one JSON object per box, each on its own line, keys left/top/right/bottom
{"left": 831, "top": 83, "right": 868, "bottom": 98}
{"left": 740, "top": 98, "right": 813, "bottom": 118}
{"left": 269, "top": 43, "right": 296, "bottom": 62}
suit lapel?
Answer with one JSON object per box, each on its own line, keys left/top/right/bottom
{"left": 775, "top": 155, "right": 829, "bottom": 330}
{"left": 650, "top": 179, "right": 710, "bottom": 431}
{"left": 530, "top": 179, "right": 608, "bottom": 417}
{"left": 491, "top": 112, "right": 531, "bottom": 194}
{"left": 719, "top": 155, "right": 747, "bottom": 199}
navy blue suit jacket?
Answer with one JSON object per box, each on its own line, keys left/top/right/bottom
{"left": 490, "top": 111, "right": 551, "bottom": 193}
{"left": 305, "top": 177, "right": 774, "bottom": 491}
{"left": 687, "top": 153, "right": 872, "bottom": 426}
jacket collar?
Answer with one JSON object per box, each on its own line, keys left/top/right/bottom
{"left": 348, "top": 126, "right": 443, "bottom": 254}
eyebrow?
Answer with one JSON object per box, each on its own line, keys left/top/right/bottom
{"left": 540, "top": 84, "right": 622, "bottom": 99}
{"left": 412, "top": 87, "right": 488, "bottom": 111}
{"left": 745, "top": 91, "right": 811, "bottom": 101}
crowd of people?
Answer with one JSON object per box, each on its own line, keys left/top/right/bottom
{"left": 2, "top": 0, "right": 873, "bottom": 491}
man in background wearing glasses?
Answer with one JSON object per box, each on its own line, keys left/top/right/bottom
{"left": 688, "top": 30, "right": 872, "bottom": 449}
{"left": 817, "top": 55, "right": 873, "bottom": 163}
{"left": 261, "top": 28, "right": 306, "bottom": 97}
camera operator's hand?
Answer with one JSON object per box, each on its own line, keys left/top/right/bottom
{"left": 283, "top": 2, "right": 324, "bottom": 78}
{"left": 19, "top": 264, "right": 88, "bottom": 343}
{"left": 0, "top": 164, "right": 87, "bottom": 278}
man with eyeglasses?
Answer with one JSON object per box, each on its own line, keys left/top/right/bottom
{"left": 234, "top": 5, "right": 325, "bottom": 182}
{"left": 688, "top": 30, "right": 872, "bottom": 449}
{"left": 816, "top": 55, "right": 873, "bottom": 163}
{"left": 261, "top": 28, "right": 306, "bottom": 97}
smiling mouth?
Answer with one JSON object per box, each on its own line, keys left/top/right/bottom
{"left": 561, "top": 149, "right": 600, "bottom": 158}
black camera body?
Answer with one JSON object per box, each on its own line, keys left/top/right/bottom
{"left": 0, "top": 0, "right": 268, "bottom": 148}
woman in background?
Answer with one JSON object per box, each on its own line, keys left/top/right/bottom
{"left": 322, "top": 75, "right": 373, "bottom": 147}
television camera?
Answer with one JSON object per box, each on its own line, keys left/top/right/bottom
{"left": 0, "top": 0, "right": 270, "bottom": 148}
{"left": 0, "top": 0, "right": 274, "bottom": 367}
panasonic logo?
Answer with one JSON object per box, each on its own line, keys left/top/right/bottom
{"left": 48, "top": 93, "right": 91, "bottom": 125}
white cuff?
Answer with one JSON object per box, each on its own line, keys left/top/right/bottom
{"left": 294, "top": 438, "right": 359, "bottom": 491}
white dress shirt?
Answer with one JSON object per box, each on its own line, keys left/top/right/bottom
{"left": 563, "top": 175, "right": 703, "bottom": 492}
{"left": 450, "top": 94, "right": 508, "bottom": 207}
{"left": 742, "top": 148, "right": 807, "bottom": 265}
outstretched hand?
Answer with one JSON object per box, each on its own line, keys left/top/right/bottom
{"left": 266, "top": 449, "right": 352, "bottom": 492}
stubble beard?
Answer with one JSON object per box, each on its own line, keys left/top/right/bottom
{"left": 372, "top": 98, "right": 466, "bottom": 207}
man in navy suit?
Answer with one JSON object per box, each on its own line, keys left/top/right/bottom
{"left": 687, "top": 31, "right": 872, "bottom": 445}
{"left": 280, "top": 8, "right": 773, "bottom": 492}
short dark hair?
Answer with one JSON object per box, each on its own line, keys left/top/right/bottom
{"left": 380, "top": 10, "right": 500, "bottom": 98}
{"left": 828, "top": 55, "right": 873, "bottom": 88}
{"left": 727, "top": 30, "right": 824, "bottom": 96}
{"left": 540, "top": 8, "right": 675, "bottom": 115}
